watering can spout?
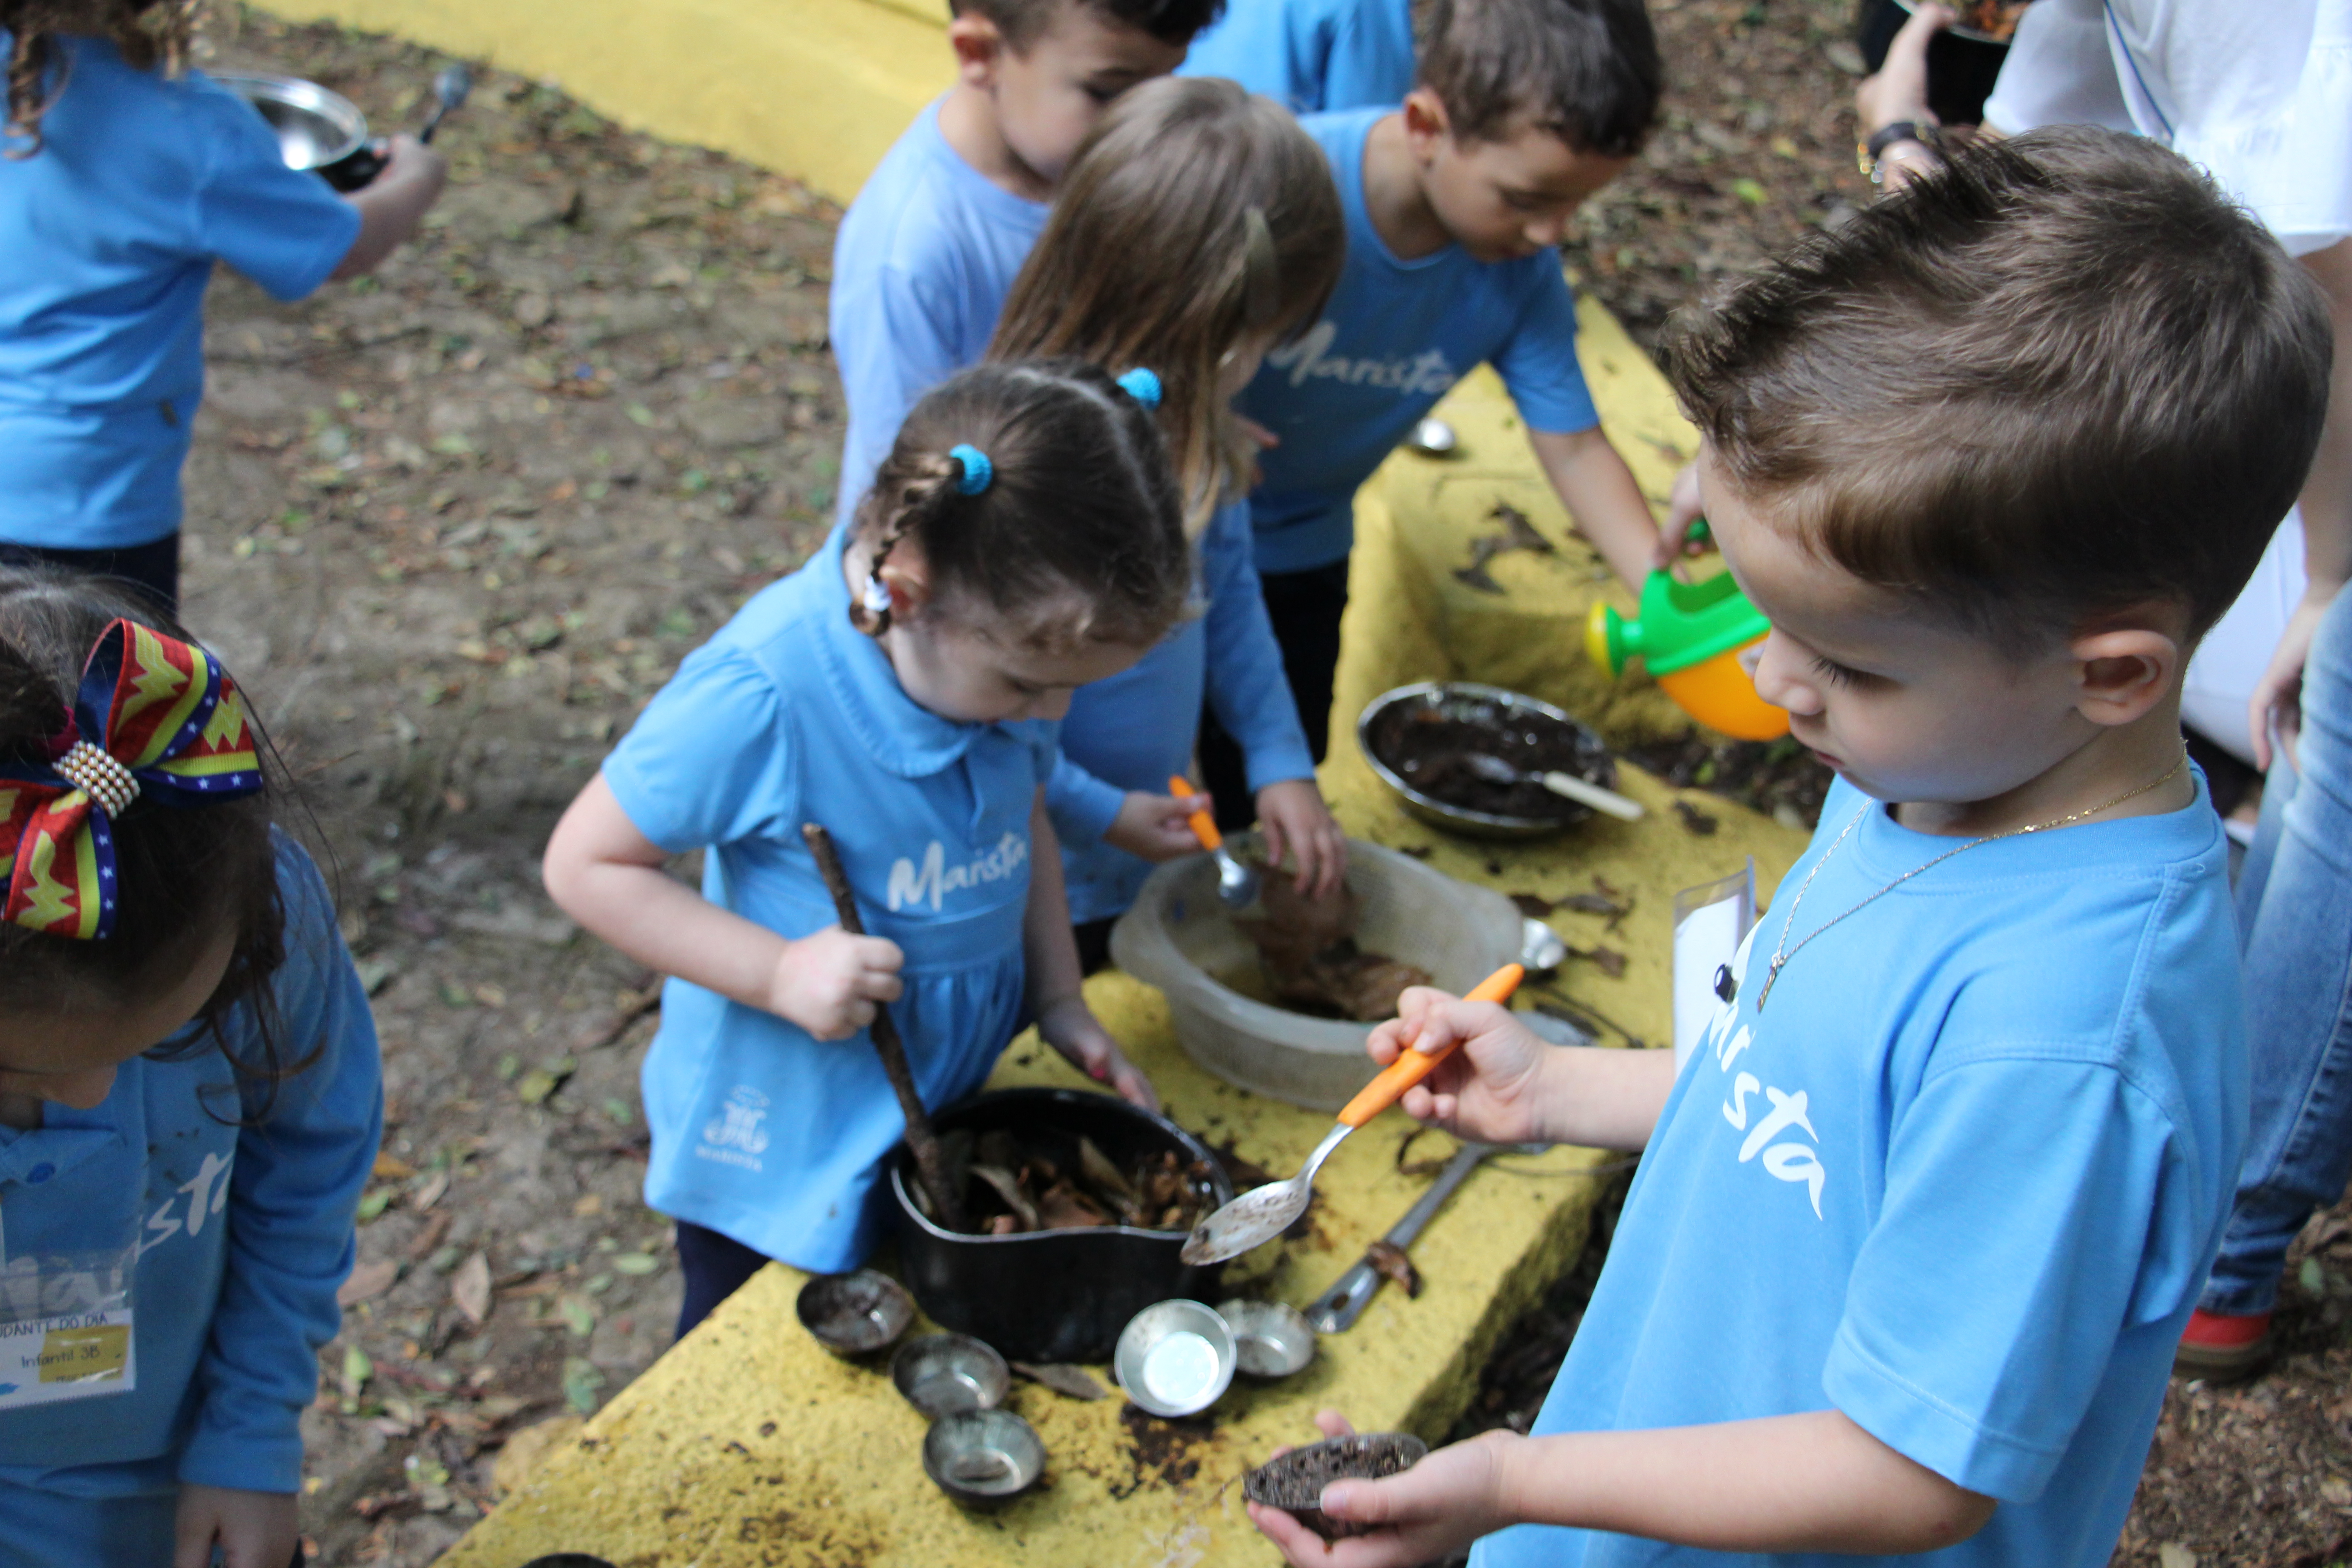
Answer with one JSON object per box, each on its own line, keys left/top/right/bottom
{"left": 1586, "top": 570, "right": 1790, "bottom": 741}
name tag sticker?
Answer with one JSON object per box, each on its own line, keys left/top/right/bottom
{"left": 0, "top": 1309, "right": 135, "bottom": 1410}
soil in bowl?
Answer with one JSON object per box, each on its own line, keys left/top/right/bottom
{"left": 923, "top": 1127, "right": 1219, "bottom": 1237}
{"left": 1245, "top": 1432, "right": 1431, "bottom": 1539}
{"left": 1369, "top": 702, "right": 1612, "bottom": 822}
{"left": 1233, "top": 864, "right": 1431, "bottom": 1023}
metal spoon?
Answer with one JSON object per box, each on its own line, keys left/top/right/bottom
{"left": 1181, "top": 964, "right": 1525, "bottom": 1265}
{"left": 1463, "top": 753, "right": 1645, "bottom": 822}
{"left": 1305, "top": 1142, "right": 1492, "bottom": 1332}
{"left": 418, "top": 64, "right": 472, "bottom": 144}
{"left": 1405, "top": 417, "right": 1459, "bottom": 457}
{"left": 1168, "top": 776, "right": 1259, "bottom": 910}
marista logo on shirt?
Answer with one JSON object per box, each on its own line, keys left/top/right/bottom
{"left": 1264, "top": 321, "right": 1459, "bottom": 399}
{"left": 1698, "top": 929, "right": 1828, "bottom": 1219}
{"left": 886, "top": 833, "right": 1029, "bottom": 914}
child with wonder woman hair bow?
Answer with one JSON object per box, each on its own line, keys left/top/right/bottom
{"left": 0, "top": 568, "right": 382, "bottom": 1568}
{"left": 544, "top": 360, "right": 1192, "bottom": 1338}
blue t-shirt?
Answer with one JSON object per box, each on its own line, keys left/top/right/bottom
{"left": 0, "top": 35, "right": 361, "bottom": 549}
{"left": 1236, "top": 108, "right": 1600, "bottom": 574}
{"left": 1178, "top": 0, "right": 1416, "bottom": 113}
{"left": 0, "top": 836, "right": 381, "bottom": 1568}
{"left": 603, "top": 529, "right": 1058, "bottom": 1270}
{"left": 1474, "top": 774, "right": 2247, "bottom": 1568}
{"left": 828, "top": 98, "right": 1049, "bottom": 530}
{"left": 1048, "top": 498, "right": 1315, "bottom": 923}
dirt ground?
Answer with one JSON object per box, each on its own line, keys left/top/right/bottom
{"left": 170, "top": 3, "right": 2335, "bottom": 1564}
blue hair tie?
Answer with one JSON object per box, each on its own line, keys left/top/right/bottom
{"left": 949, "top": 443, "right": 992, "bottom": 495}
{"left": 1115, "top": 368, "right": 1162, "bottom": 409}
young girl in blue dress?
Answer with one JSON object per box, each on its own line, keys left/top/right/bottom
{"left": 0, "top": 0, "right": 446, "bottom": 608}
{"left": 0, "top": 568, "right": 382, "bottom": 1568}
{"left": 542, "top": 360, "right": 1194, "bottom": 1335}
{"left": 989, "top": 77, "right": 1354, "bottom": 962}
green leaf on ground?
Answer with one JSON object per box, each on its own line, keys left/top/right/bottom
{"left": 610, "top": 1253, "right": 658, "bottom": 1276}
{"left": 562, "top": 1357, "right": 607, "bottom": 1415}
{"left": 342, "top": 1343, "right": 373, "bottom": 1394}
{"left": 2303, "top": 1256, "right": 2328, "bottom": 1297}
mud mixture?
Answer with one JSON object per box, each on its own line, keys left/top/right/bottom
{"left": 1368, "top": 702, "right": 1614, "bottom": 822}
{"left": 932, "top": 1128, "right": 1217, "bottom": 1236}
{"left": 1237, "top": 865, "right": 1431, "bottom": 1023}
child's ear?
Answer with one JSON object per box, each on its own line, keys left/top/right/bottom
{"left": 877, "top": 555, "right": 936, "bottom": 622}
{"left": 948, "top": 13, "right": 1007, "bottom": 84}
{"left": 1401, "top": 89, "right": 1452, "bottom": 161}
{"left": 2068, "top": 626, "right": 2182, "bottom": 729}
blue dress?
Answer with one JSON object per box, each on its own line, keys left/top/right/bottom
{"left": 603, "top": 529, "right": 1058, "bottom": 1271}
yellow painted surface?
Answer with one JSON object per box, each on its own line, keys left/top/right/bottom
{"left": 257, "top": 0, "right": 957, "bottom": 203}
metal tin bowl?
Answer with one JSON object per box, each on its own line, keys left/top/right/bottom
{"left": 209, "top": 71, "right": 383, "bottom": 191}
{"left": 1219, "top": 1298, "right": 1315, "bottom": 1378}
{"left": 1114, "top": 1299, "right": 1237, "bottom": 1417}
{"left": 1245, "top": 1432, "right": 1431, "bottom": 1539}
{"left": 1357, "top": 681, "right": 1618, "bottom": 841}
{"left": 795, "top": 1268, "right": 915, "bottom": 1357}
{"left": 922, "top": 1409, "right": 1046, "bottom": 1506}
{"left": 891, "top": 1333, "right": 1009, "bottom": 1419}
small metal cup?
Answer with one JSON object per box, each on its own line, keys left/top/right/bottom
{"left": 1113, "top": 1299, "right": 1236, "bottom": 1417}
{"left": 1218, "top": 1298, "right": 1316, "bottom": 1378}
{"left": 891, "top": 1333, "right": 1009, "bottom": 1419}
{"left": 795, "top": 1268, "right": 915, "bottom": 1357}
{"left": 922, "top": 1409, "right": 1046, "bottom": 1505}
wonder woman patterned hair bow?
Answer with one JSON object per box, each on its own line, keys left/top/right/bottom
{"left": 0, "top": 620, "right": 264, "bottom": 939}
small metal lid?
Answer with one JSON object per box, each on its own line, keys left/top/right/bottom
{"left": 1113, "top": 1299, "right": 1237, "bottom": 1417}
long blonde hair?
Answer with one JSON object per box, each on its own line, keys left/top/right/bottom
{"left": 989, "top": 77, "right": 1343, "bottom": 535}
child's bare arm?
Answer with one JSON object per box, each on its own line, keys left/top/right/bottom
{"left": 541, "top": 774, "right": 902, "bottom": 1039}
{"left": 1528, "top": 426, "right": 1674, "bottom": 592}
{"left": 1366, "top": 988, "right": 1676, "bottom": 1152}
{"left": 331, "top": 135, "right": 447, "bottom": 280}
{"left": 1250, "top": 1409, "right": 1994, "bottom": 1567}
{"left": 1022, "top": 791, "right": 1158, "bottom": 1109}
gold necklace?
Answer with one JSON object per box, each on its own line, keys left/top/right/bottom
{"left": 1752, "top": 751, "right": 2189, "bottom": 1011}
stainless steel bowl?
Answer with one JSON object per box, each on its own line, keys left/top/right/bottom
{"left": 209, "top": 72, "right": 381, "bottom": 189}
{"left": 1219, "top": 1298, "right": 1316, "bottom": 1378}
{"left": 922, "top": 1409, "right": 1046, "bottom": 1505}
{"left": 890, "top": 1333, "right": 1009, "bottom": 1419}
{"left": 1114, "top": 1299, "right": 1236, "bottom": 1417}
{"left": 1357, "top": 681, "right": 1618, "bottom": 841}
{"left": 795, "top": 1268, "right": 915, "bottom": 1357}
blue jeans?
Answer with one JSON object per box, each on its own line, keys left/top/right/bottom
{"left": 2203, "top": 586, "right": 2352, "bottom": 1315}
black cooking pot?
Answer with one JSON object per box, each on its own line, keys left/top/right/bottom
{"left": 890, "top": 1088, "right": 1235, "bottom": 1363}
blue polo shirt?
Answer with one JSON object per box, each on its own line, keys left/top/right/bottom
{"left": 1474, "top": 774, "right": 2248, "bottom": 1568}
{"left": 0, "top": 34, "right": 360, "bottom": 549}
{"left": 1178, "top": 0, "right": 1416, "bottom": 113}
{"left": 828, "top": 98, "right": 1049, "bottom": 530}
{"left": 1235, "top": 108, "right": 1599, "bottom": 575}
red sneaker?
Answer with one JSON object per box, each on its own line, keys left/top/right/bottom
{"left": 2174, "top": 1307, "right": 2273, "bottom": 1382}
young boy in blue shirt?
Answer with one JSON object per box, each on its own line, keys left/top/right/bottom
{"left": 0, "top": 5, "right": 446, "bottom": 610}
{"left": 828, "top": 0, "right": 1223, "bottom": 534}
{"left": 1199, "top": 0, "right": 1669, "bottom": 813}
{"left": 1177, "top": 0, "right": 1414, "bottom": 115}
{"left": 1247, "top": 127, "right": 2331, "bottom": 1568}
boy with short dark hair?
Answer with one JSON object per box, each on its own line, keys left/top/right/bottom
{"left": 1247, "top": 126, "right": 2332, "bottom": 1568}
{"left": 828, "top": 0, "right": 1220, "bottom": 529}
{"left": 1199, "top": 0, "right": 1667, "bottom": 812}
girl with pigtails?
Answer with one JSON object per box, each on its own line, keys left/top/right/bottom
{"left": 543, "top": 361, "right": 1194, "bottom": 1337}
{"left": 988, "top": 76, "right": 1353, "bottom": 964}
{"left": 0, "top": 569, "right": 382, "bottom": 1568}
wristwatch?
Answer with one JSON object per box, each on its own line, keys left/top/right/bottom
{"left": 1857, "top": 119, "right": 1943, "bottom": 185}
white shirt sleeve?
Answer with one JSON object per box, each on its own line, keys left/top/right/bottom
{"left": 1982, "top": 0, "right": 2133, "bottom": 136}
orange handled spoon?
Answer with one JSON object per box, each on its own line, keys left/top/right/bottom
{"left": 1169, "top": 775, "right": 1259, "bottom": 910}
{"left": 1180, "top": 963, "right": 1526, "bottom": 1264}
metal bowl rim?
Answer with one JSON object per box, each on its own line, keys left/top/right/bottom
{"left": 890, "top": 1332, "right": 1010, "bottom": 1414}
{"left": 205, "top": 69, "right": 369, "bottom": 163}
{"left": 1356, "top": 680, "right": 1614, "bottom": 833}
{"left": 794, "top": 1267, "right": 915, "bottom": 1350}
{"left": 1113, "top": 1298, "right": 1238, "bottom": 1416}
{"left": 1218, "top": 1298, "right": 1316, "bottom": 1376}
{"left": 921, "top": 1408, "right": 1047, "bottom": 1499}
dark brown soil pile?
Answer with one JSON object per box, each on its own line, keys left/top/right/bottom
{"left": 1239, "top": 865, "right": 1430, "bottom": 1022}
{"left": 1369, "top": 702, "right": 1614, "bottom": 822}
{"left": 1245, "top": 1432, "right": 1430, "bottom": 1539}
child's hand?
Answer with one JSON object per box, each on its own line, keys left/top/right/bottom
{"left": 1367, "top": 988, "right": 1554, "bottom": 1147}
{"left": 1038, "top": 996, "right": 1160, "bottom": 1112}
{"left": 1659, "top": 461, "right": 1711, "bottom": 563}
{"left": 1246, "top": 1411, "right": 1525, "bottom": 1568}
{"left": 769, "top": 926, "right": 904, "bottom": 1040}
{"left": 1256, "top": 779, "right": 1347, "bottom": 901}
{"left": 1106, "top": 789, "right": 1208, "bottom": 862}
{"left": 174, "top": 1484, "right": 297, "bottom": 1568}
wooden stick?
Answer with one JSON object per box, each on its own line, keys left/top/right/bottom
{"left": 800, "top": 823, "right": 965, "bottom": 1229}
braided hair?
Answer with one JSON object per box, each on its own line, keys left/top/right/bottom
{"left": 850, "top": 359, "right": 1192, "bottom": 655}
{"left": 4, "top": 0, "right": 202, "bottom": 153}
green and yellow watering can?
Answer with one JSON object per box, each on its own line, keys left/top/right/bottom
{"left": 1585, "top": 569, "right": 1790, "bottom": 741}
